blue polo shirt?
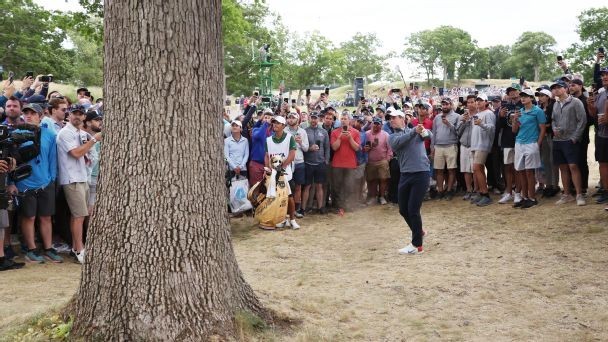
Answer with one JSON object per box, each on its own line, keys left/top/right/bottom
{"left": 516, "top": 105, "right": 546, "bottom": 144}
{"left": 14, "top": 124, "right": 57, "bottom": 191}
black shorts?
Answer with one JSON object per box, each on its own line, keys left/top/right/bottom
{"left": 596, "top": 136, "right": 608, "bottom": 163}
{"left": 304, "top": 163, "right": 327, "bottom": 185}
{"left": 553, "top": 140, "right": 580, "bottom": 165}
{"left": 19, "top": 181, "right": 56, "bottom": 217}
{"left": 293, "top": 163, "right": 306, "bottom": 185}
{"left": 288, "top": 179, "right": 295, "bottom": 197}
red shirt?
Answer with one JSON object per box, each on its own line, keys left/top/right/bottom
{"left": 412, "top": 117, "right": 433, "bottom": 149}
{"left": 330, "top": 127, "right": 360, "bottom": 169}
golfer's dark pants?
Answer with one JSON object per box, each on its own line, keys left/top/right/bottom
{"left": 398, "top": 171, "right": 430, "bottom": 247}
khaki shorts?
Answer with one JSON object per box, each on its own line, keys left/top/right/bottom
{"left": 63, "top": 182, "right": 90, "bottom": 218}
{"left": 472, "top": 150, "right": 489, "bottom": 165}
{"left": 433, "top": 145, "right": 458, "bottom": 169}
{"left": 503, "top": 147, "right": 515, "bottom": 164}
{"left": 366, "top": 160, "right": 390, "bottom": 181}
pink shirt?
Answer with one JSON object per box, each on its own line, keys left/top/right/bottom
{"left": 365, "top": 130, "right": 392, "bottom": 163}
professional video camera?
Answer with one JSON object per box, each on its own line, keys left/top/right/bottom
{"left": 0, "top": 123, "right": 41, "bottom": 209}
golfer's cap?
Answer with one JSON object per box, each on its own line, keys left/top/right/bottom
{"left": 22, "top": 103, "right": 43, "bottom": 114}
{"left": 287, "top": 111, "right": 299, "bottom": 119}
{"left": 231, "top": 120, "right": 242, "bottom": 127}
{"left": 372, "top": 117, "right": 383, "bottom": 124}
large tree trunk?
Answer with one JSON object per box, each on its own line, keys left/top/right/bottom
{"left": 534, "top": 65, "right": 540, "bottom": 82}
{"left": 71, "top": 0, "right": 266, "bottom": 339}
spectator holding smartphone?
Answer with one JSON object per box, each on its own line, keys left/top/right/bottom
{"left": 470, "top": 94, "right": 496, "bottom": 206}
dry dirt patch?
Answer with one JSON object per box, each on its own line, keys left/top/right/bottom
{"left": 1, "top": 198, "right": 606, "bottom": 340}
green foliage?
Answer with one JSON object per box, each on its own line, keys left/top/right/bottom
{"left": 0, "top": 0, "right": 74, "bottom": 81}
{"left": 565, "top": 7, "right": 608, "bottom": 83}
{"left": 508, "top": 31, "right": 557, "bottom": 82}
{"left": 339, "top": 32, "right": 388, "bottom": 83}
{"left": 4, "top": 313, "right": 73, "bottom": 341}
{"left": 67, "top": 30, "right": 103, "bottom": 86}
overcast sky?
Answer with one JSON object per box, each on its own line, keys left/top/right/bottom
{"left": 35, "top": 0, "right": 600, "bottom": 78}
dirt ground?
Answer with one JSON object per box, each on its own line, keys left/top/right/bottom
{"left": 1, "top": 159, "right": 607, "bottom": 340}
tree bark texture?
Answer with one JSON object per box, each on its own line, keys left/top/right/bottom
{"left": 72, "top": 0, "right": 265, "bottom": 340}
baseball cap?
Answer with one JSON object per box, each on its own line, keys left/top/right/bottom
{"left": 389, "top": 110, "right": 405, "bottom": 118}
{"left": 440, "top": 97, "right": 452, "bottom": 104}
{"left": 375, "top": 105, "right": 386, "bottom": 113}
{"left": 491, "top": 97, "right": 501, "bottom": 103}
{"left": 287, "top": 111, "right": 299, "bottom": 119}
{"left": 536, "top": 84, "right": 550, "bottom": 91}
{"left": 372, "top": 117, "right": 383, "bottom": 124}
{"left": 22, "top": 103, "right": 43, "bottom": 114}
{"left": 85, "top": 111, "right": 103, "bottom": 122}
{"left": 76, "top": 87, "right": 89, "bottom": 94}
{"left": 519, "top": 89, "right": 535, "bottom": 98}
{"left": 271, "top": 116, "right": 286, "bottom": 125}
{"left": 26, "top": 94, "right": 47, "bottom": 104}
{"left": 599, "top": 67, "right": 608, "bottom": 75}
{"left": 69, "top": 104, "right": 86, "bottom": 114}
{"left": 386, "top": 106, "right": 395, "bottom": 113}
{"left": 355, "top": 115, "right": 365, "bottom": 122}
{"left": 262, "top": 108, "right": 273, "bottom": 115}
{"left": 403, "top": 102, "right": 413, "bottom": 108}
{"left": 550, "top": 80, "right": 568, "bottom": 89}
{"left": 420, "top": 103, "right": 431, "bottom": 110}
{"left": 309, "top": 112, "right": 319, "bottom": 118}
{"left": 325, "top": 106, "right": 336, "bottom": 112}
{"left": 506, "top": 86, "right": 519, "bottom": 94}
{"left": 560, "top": 74, "right": 573, "bottom": 82}
{"left": 535, "top": 89, "right": 552, "bottom": 98}
{"left": 476, "top": 93, "right": 488, "bottom": 101}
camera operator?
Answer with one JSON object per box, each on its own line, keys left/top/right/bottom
{"left": 0, "top": 158, "right": 24, "bottom": 271}
{"left": 83, "top": 111, "right": 102, "bottom": 214}
{"left": 6, "top": 103, "right": 62, "bottom": 263}
{"left": 56, "top": 104, "right": 102, "bottom": 263}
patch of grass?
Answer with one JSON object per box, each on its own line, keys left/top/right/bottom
{"left": 2, "top": 313, "right": 73, "bottom": 342}
{"left": 235, "top": 310, "right": 267, "bottom": 340}
{"left": 586, "top": 226, "right": 605, "bottom": 234}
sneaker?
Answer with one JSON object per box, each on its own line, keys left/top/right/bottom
{"left": 592, "top": 189, "right": 605, "bottom": 198}
{"left": 52, "top": 242, "right": 71, "bottom": 254}
{"left": 596, "top": 193, "right": 608, "bottom": 204}
{"left": 492, "top": 187, "right": 502, "bottom": 195}
{"left": 398, "top": 243, "right": 424, "bottom": 255}
{"left": 576, "top": 194, "right": 586, "bottom": 206}
{"left": 469, "top": 193, "right": 481, "bottom": 204}
{"left": 379, "top": 197, "right": 388, "bottom": 205}
{"left": 514, "top": 192, "right": 523, "bottom": 204}
{"left": 294, "top": 209, "right": 304, "bottom": 219}
{"left": 444, "top": 190, "right": 454, "bottom": 201}
{"left": 275, "top": 220, "right": 291, "bottom": 228}
{"left": 44, "top": 248, "right": 64, "bottom": 263}
{"left": 75, "top": 249, "right": 86, "bottom": 264}
{"left": 25, "top": 249, "right": 45, "bottom": 263}
{"left": 513, "top": 199, "right": 525, "bottom": 208}
{"left": 318, "top": 207, "right": 328, "bottom": 215}
{"left": 366, "top": 197, "right": 377, "bottom": 206}
{"left": 556, "top": 194, "right": 575, "bottom": 205}
{"left": 0, "top": 257, "right": 25, "bottom": 271}
{"left": 476, "top": 196, "right": 492, "bottom": 207}
{"left": 3, "top": 245, "right": 17, "bottom": 260}
{"left": 462, "top": 192, "right": 472, "bottom": 200}
{"left": 289, "top": 220, "right": 300, "bottom": 230}
{"left": 498, "top": 193, "right": 513, "bottom": 204}
{"left": 521, "top": 198, "right": 538, "bottom": 209}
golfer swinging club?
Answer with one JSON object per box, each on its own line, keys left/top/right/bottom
{"left": 388, "top": 110, "right": 432, "bottom": 254}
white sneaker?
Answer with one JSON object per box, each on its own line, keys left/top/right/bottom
{"left": 275, "top": 220, "right": 291, "bottom": 228}
{"left": 556, "top": 194, "right": 575, "bottom": 205}
{"left": 75, "top": 249, "right": 85, "bottom": 264}
{"left": 576, "top": 194, "right": 586, "bottom": 206}
{"left": 513, "top": 192, "right": 522, "bottom": 204}
{"left": 498, "top": 193, "right": 513, "bottom": 204}
{"left": 398, "top": 243, "right": 423, "bottom": 255}
{"left": 290, "top": 220, "right": 300, "bottom": 230}
{"left": 379, "top": 197, "right": 388, "bottom": 205}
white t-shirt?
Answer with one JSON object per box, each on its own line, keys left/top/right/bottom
{"left": 56, "top": 122, "right": 88, "bottom": 185}
{"left": 266, "top": 132, "right": 294, "bottom": 181}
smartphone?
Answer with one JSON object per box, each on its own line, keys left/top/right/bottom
{"left": 458, "top": 96, "right": 464, "bottom": 104}
{"left": 365, "top": 141, "right": 371, "bottom": 147}
{"left": 557, "top": 55, "right": 563, "bottom": 61}
{"left": 599, "top": 47, "right": 605, "bottom": 54}
{"left": 25, "top": 71, "right": 34, "bottom": 78}
{"left": 261, "top": 96, "right": 271, "bottom": 102}
{"left": 253, "top": 91, "right": 259, "bottom": 96}
{"left": 291, "top": 99, "right": 296, "bottom": 105}
{"left": 315, "top": 140, "right": 321, "bottom": 146}
{"left": 501, "top": 101, "right": 509, "bottom": 108}
{"left": 391, "top": 88, "right": 400, "bottom": 93}
{"left": 342, "top": 125, "right": 348, "bottom": 132}
{"left": 409, "top": 82, "right": 414, "bottom": 89}
{"left": 324, "top": 87, "right": 329, "bottom": 95}
{"left": 306, "top": 89, "right": 311, "bottom": 96}
{"left": 283, "top": 98, "right": 288, "bottom": 103}
{"left": 40, "top": 75, "right": 53, "bottom": 82}
{"left": 414, "top": 85, "right": 419, "bottom": 90}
